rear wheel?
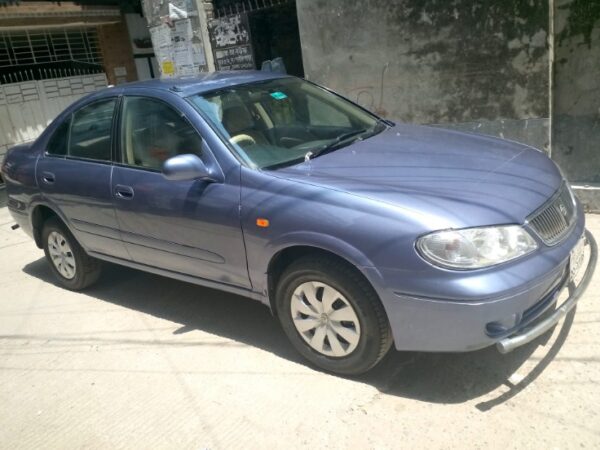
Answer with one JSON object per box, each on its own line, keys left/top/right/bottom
{"left": 276, "top": 255, "right": 392, "bottom": 375}
{"left": 42, "top": 217, "right": 102, "bottom": 290}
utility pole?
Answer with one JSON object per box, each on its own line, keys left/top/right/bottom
{"left": 194, "top": 0, "right": 216, "bottom": 71}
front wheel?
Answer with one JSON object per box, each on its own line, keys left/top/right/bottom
{"left": 276, "top": 255, "right": 392, "bottom": 375}
{"left": 42, "top": 217, "right": 102, "bottom": 290}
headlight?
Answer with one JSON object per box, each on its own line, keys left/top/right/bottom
{"left": 416, "top": 225, "right": 538, "bottom": 269}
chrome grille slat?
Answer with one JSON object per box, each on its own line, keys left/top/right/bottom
{"left": 528, "top": 183, "right": 575, "bottom": 246}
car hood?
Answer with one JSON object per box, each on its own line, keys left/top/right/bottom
{"left": 273, "top": 124, "right": 563, "bottom": 229}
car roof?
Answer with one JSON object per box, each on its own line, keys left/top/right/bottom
{"left": 117, "top": 70, "right": 292, "bottom": 97}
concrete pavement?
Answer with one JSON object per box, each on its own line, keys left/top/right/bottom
{"left": 1, "top": 191, "right": 599, "bottom": 449}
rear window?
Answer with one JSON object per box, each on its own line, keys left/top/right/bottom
{"left": 68, "top": 99, "right": 116, "bottom": 161}
{"left": 46, "top": 119, "right": 70, "bottom": 156}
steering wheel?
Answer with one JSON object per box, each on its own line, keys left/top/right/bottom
{"left": 230, "top": 134, "right": 256, "bottom": 146}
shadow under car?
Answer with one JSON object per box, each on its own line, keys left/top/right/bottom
{"left": 22, "top": 256, "right": 575, "bottom": 408}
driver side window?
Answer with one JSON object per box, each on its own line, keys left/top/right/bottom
{"left": 120, "top": 97, "right": 203, "bottom": 170}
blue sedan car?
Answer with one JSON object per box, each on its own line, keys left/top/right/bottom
{"left": 2, "top": 72, "right": 596, "bottom": 374}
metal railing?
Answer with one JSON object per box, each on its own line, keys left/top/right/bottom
{"left": 213, "top": 0, "right": 294, "bottom": 18}
{"left": 0, "top": 28, "right": 102, "bottom": 68}
{"left": 1, "top": 63, "right": 104, "bottom": 85}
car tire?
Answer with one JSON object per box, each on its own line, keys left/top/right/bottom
{"left": 42, "top": 217, "right": 102, "bottom": 290}
{"left": 276, "top": 255, "right": 392, "bottom": 375}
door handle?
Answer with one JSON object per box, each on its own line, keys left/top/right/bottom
{"left": 115, "top": 184, "right": 134, "bottom": 200}
{"left": 41, "top": 171, "right": 55, "bottom": 184}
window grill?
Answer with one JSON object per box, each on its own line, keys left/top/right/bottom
{"left": 0, "top": 28, "right": 102, "bottom": 68}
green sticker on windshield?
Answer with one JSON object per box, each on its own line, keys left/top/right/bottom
{"left": 270, "top": 91, "right": 288, "bottom": 100}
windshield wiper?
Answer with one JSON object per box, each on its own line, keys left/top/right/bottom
{"left": 305, "top": 129, "right": 367, "bottom": 161}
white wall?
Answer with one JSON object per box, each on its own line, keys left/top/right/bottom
{"left": 0, "top": 74, "right": 107, "bottom": 159}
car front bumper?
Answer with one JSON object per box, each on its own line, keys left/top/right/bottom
{"left": 367, "top": 210, "right": 597, "bottom": 353}
{"left": 495, "top": 229, "right": 596, "bottom": 353}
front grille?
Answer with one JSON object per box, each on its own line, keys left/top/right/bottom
{"left": 528, "top": 183, "right": 576, "bottom": 245}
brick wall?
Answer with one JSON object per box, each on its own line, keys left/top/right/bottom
{"left": 97, "top": 20, "right": 139, "bottom": 85}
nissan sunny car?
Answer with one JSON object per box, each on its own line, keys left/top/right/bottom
{"left": 2, "top": 71, "right": 596, "bottom": 374}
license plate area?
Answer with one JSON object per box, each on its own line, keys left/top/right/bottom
{"left": 570, "top": 234, "right": 586, "bottom": 281}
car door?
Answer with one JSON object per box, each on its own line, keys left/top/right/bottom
{"left": 36, "top": 96, "right": 130, "bottom": 260}
{"left": 111, "top": 94, "right": 250, "bottom": 288}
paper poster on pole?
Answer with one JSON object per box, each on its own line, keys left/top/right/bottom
{"left": 162, "top": 61, "right": 175, "bottom": 75}
{"left": 149, "top": 18, "right": 206, "bottom": 78}
{"left": 172, "top": 19, "right": 195, "bottom": 75}
{"left": 149, "top": 24, "right": 173, "bottom": 77}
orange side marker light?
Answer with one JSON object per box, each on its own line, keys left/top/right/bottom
{"left": 256, "top": 218, "right": 270, "bottom": 228}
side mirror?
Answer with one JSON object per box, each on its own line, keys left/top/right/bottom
{"left": 162, "top": 154, "right": 218, "bottom": 182}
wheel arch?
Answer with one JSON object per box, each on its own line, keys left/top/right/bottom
{"left": 30, "top": 203, "right": 65, "bottom": 248}
{"left": 265, "top": 242, "right": 384, "bottom": 317}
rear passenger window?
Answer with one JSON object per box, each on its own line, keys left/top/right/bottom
{"left": 46, "top": 119, "right": 70, "bottom": 156}
{"left": 68, "top": 99, "right": 116, "bottom": 161}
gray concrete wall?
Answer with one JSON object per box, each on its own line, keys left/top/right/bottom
{"left": 552, "top": 0, "right": 600, "bottom": 184}
{"left": 296, "top": 0, "right": 551, "bottom": 150}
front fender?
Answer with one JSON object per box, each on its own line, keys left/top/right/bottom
{"left": 266, "top": 231, "right": 377, "bottom": 268}
{"left": 247, "top": 230, "right": 388, "bottom": 308}
{"left": 240, "top": 168, "right": 415, "bottom": 302}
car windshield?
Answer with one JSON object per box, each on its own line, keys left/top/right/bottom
{"left": 188, "top": 77, "right": 386, "bottom": 169}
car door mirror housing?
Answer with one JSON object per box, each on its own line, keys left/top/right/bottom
{"left": 162, "top": 154, "right": 218, "bottom": 182}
